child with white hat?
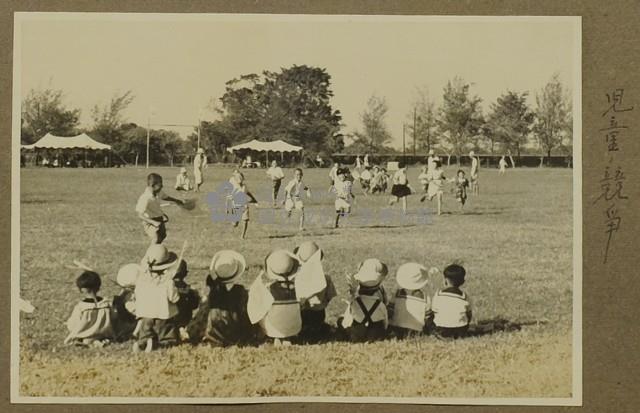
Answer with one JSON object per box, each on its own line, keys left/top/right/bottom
{"left": 64, "top": 270, "right": 114, "bottom": 347}
{"left": 247, "top": 249, "right": 302, "bottom": 346}
{"left": 338, "top": 258, "right": 390, "bottom": 343}
{"left": 293, "top": 241, "right": 337, "bottom": 342}
{"left": 133, "top": 244, "right": 182, "bottom": 352}
{"left": 111, "top": 263, "right": 141, "bottom": 342}
{"left": 431, "top": 263, "right": 472, "bottom": 339}
{"left": 186, "top": 250, "right": 255, "bottom": 346}
{"left": 175, "top": 167, "right": 193, "bottom": 191}
{"left": 389, "top": 263, "right": 435, "bottom": 338}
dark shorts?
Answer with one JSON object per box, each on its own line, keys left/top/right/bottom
{"left": 272, "top": 179, "right": 282, "bottom": 194}
{"left": 435, "top": 325, "right": 469, "bottom": 339}
{"left": 391, "top": 184, "right": 411, "bottom": 198}
{"left": 137, "top": 317, "right": 179, "bottom": 348}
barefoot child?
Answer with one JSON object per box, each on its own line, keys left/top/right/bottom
{"left": 333, "top": 168, "right": 356, "bottom": 228}
{"left": 389, "top": 164, "right": 411, "bottom": 214}
{"left": 431, "top": 263, "right": 472, "bottom": 339}
{"left": 449, "top": 169, "right": 470, "bottom": 212}
{"left": 64, "top": 271, "right": 114, "bottom": 347}
{"left": 186, "top": 250, "right": 255, "bottom": 346}
{"left": 284, "top": 168, "right": 311, "bottom": 231}
{"left": 294, "top": 241, "right": 337, "bottom": 342}
{"left": 423, "top": 159, "right": 446, "bottom": 215}
{"left": 389, "top": 263, "right": 434, "bottom": 338}
{"left": 338, "top": 259, "right": 390, "bottom": 343}
{"left": 133, "top": 244, "right": 181, "bottom": 351}
{"left": 136, "top": 173, "right": 184, "bottom": 245}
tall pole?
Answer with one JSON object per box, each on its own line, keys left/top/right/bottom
{"left": 146, "top": 116, "right": 150, "bottom": 169}
{"left": 402, "top": 124, "right": 406, "bottom": 165}
{"left": 413, "top": 107, "right": 417, "bottom": 156}
{"left": 197, "top": 121, "right": 201, "bottom": 149}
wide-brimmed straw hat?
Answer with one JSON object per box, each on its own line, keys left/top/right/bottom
{"left": 293, "top": 241, "right": 324, "bottom": 262}
{"left": 143, "top": 244, "right": 178, "bottom": 271}
{"left": 210, "top": 250, "right": 246, "bottom": 284}
{"left": 396, "top": 263, "right": 429, "bottom": 290}
{"left": 265, "top": 250, "right": 300, "bottom": 281}
{"left": 116, "top": 263, "right": 141, "bottom": 288}
{"left": 354, "top": 258, "right": 388, "bottom": 288}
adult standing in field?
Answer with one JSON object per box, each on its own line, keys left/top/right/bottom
{"left": 356, "top": 156, "right": 362, "bottom": 169}
{"left": 364, "top": 153, "right": 370, "bottom": 168}
{"left": 193, "top": 148, "right": 207, "bottom": 193}
{"left": 469, "top": 151, "right": 479, "bottom": 196}
{"left": 266, "top": 160, "right": 285, "bottom": 207}
{"left": 498, "top": 156, "right": 508, "bottom": 175}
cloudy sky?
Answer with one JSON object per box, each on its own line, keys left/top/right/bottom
{"left": 17, "top": 14, "right": 579, "bottom": 148}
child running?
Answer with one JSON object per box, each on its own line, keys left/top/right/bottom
{"left": 136, "top": 173, "right": 184, "bottom": 245}
{"left": 64, "top": 270, "right": 114, "bottom": 347}
{"left": 422, "top": 159, "right": 446, "bottom": 215}
{"left": 266, "top": 160, "right": 285, "bottom": 207}
{"left": 449, "top": 169, "right": 470, "bottom": 213}
{"left": 388, "top": 163, "right": 411, "bottom": 214}
{"left": 284, "top": 168, "right": 311, "bottom": 231}
{"left": 333, "top": 167, "right": 355, "bottom": 228}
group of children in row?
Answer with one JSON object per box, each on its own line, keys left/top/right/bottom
{"left": 65, "top": 240, "right": 473, "bottom": 350}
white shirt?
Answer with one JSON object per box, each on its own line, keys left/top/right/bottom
{"left": 427, "top": 156, "right": 437, "bottom": 173}
{"left": 193, "top": 153, "right": 207, "bottom": 170}
{"left": 393, "top": 170, "right": 408, "bottom": 185}
{"left": 285, "top": 179, "right": 307, "bottom": 199}
{"left": 135, "top": 187, "right": 168, "bottom": 219}
{"left": 134, "top": 270, "right": 179, "bottom": 319}
{"left": 360, "top": 169, "right": 372, "bottom": 180}
{"left": 334, "top": 179, "right": 353, "bottom": 200}
{"left": 431, "top": 289, "right": 471, "bottom": 328}
{"left": 471, "top": 157, "right": 479, "bottom": 175}
{"left": 266, "top": 166, "right": 285, "bottom": 181}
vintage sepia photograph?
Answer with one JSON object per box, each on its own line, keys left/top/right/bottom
{"left": 12, "top": 13, "right": 581, "bottom": 404}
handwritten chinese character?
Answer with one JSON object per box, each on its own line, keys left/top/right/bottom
{"left": 603, "top": 89, "right": 634, "bottom": 117}
{"left": 603, "top": 204, "right": 622, "bottom": 264}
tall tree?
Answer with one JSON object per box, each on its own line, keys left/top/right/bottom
{"left": 353, "top": 94, "right": 393, "bottom": 152}
{"left": 407, "top": 87, "right": 438, "bottom": 153}
{"left": 486, "top": 90, "right": 534, "bottom": 159}
{"left": 90, "top": 91, "right": 135, "bottom": 144}
{"left": 437, "top": 77, "right": 483, "bottom": 162}
{"left": 21, "top": 87, "right": 81, "bottom": 144}
{"left": 533, "top": 74, "right": 572, "bottom": 161}
{"left": 217, "top": 65, "right": 343, "bottom": 154}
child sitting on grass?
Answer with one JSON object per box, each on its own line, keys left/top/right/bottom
{"left": 431, "top": 263, "right": 472, "bottom": 339}
{"left": 294, "top": 241, "right": 337, "bottom": 342}
{"left": 133, "top": 244, "right": 182, "bottom": 352}
{"left": 64, "top": 271, "right": 114, "bottom": 347}
{"left": 338, "top": 259, "right": 389, "bottom": 343}
{"left": 172, "top": 259, "right": 200, "bottom": 341}
{"left": 111, "top": 263, "right": 140, "bottom": 342}
{"left": 187, "top": 250, "right": 255, "bottom": 346}
{"left": 389, "top": 263, "right": 434, "bottom": 338}
{"left": 248, "top": 250, "right": 302, "bottom": 346}
{"left": 174, "top": 167, "right": 192, "bottom": 191}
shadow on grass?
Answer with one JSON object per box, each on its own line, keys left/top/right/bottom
{"left": 466, "top": 317, "right": 544, "bottom": 337}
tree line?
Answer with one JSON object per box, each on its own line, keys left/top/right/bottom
{"left": 21, "top": 66, "right": 571, "bottom": 166}
{"left": 349, "top": 74, "right": 572, "bottom": 163}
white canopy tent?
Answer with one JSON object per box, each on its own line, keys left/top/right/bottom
{"left": 21, "top": 133, "right": 111, "bottom": 150}
{"left": 227, "top": 139, "right": 303, "bottom": 165}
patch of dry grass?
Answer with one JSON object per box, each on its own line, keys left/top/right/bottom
{"left": 18, "top": 165, "right": 574, "bottom": 398}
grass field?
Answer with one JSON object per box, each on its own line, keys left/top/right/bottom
{"left": 18, "top": 164, "right": 574, "bottom": 399}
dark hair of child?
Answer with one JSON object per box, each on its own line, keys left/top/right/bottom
{"left": 76, "top": 271, "right": 101, "bottom": 293}
{"left": 435, "top": 160, "right": 442, "bottom": 168}
{"left": 443, "top": 264, "right": 466, "bottom": 287}
{"left": 457, "top": 169, "right": 465, "bottom": 175}
{"left": 147, "top": 173, "right": 163, "bottom": 186}
{"left": 295, "top": 168, "right": 303, "bottom": 175}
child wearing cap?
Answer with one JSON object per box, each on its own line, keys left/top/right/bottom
{"left": 284, "top": 168, "right": 311, "bottom": 231}
{"left": 389, "top": 263, "right": 434, "bottom": 338}
{"left": 293, "top": 241, "right": 337, "bottom": 342}
{"left": 187, "top": 250, "right": 255, "bottom": 346}
{"left": 133, "top": 244, "right": 182, "bottom": 352}
{"left": 111, "top": 263, "right": 141, "bottom": 342}
{"left": 248, "top": 250, "right": 302, "bottom": 346}
{"left": 431, "top": 263, "right": 472, "bottom": 339}
{"left": 333, "top": 168, "right": 356, "bottom": 229}
{"left": 64, "top": 271, "right": 114, "bottom": 347}
{"left": 175, "top": 167, "right": 193, "bottom": 191}
{"left": 338, "top": 259, "right": 390, "bottom": 343}
{"left": 136, "top": 173, "right": 184, "bottom": 246}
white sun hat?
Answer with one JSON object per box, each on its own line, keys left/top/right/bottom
{"left": 354, "top": 258, "right": 388, "bottom": 288}
{"left": 210, "top": 250, "right": 246, "bottom": 284}
{"left": 143, "top": 244, "right": 178, "bottom": 272}
{"left": 293, "top": 241, "right": 323, "bottom": 262}
{"left": 265, "top": 250, "right": 300, "bottom": 281}
{"left": 116, "top": 263, "right": 141, "bottom": 288}
{"left": 396, "top": 262, "right": 429, "bottom": 291}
